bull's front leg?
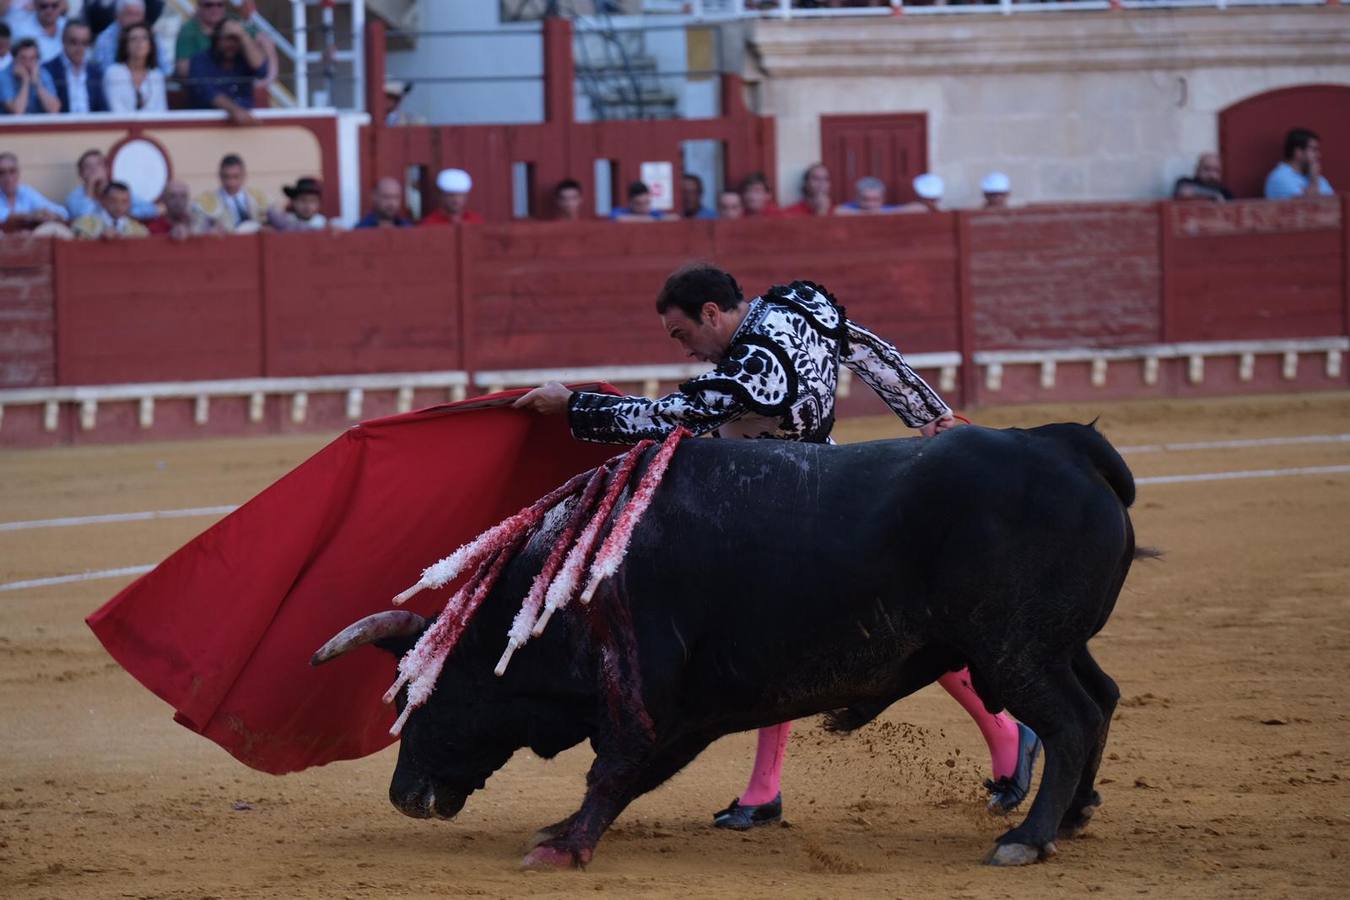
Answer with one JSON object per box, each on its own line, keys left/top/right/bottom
{"left": 522, "top": 734, "right": 711, "bottom": 870}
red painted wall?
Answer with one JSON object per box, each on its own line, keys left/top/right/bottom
{"left": 53, "top": 235, "right": 265, "bottom": 385}
{"left": 967, "top": 204, "right": 1163, "bottom": 350}
{"left": 464, "top": 221, "right": 714, "bottom": 371}
{"left": 262, "top": 228, "right": 462, "bottom": 376}
{"left": 2, "top": 199, "right": 1344, "bottom": 433}
{"left": 1163, "top": 198, "right": 1346, "bottom": 341}
{"left": 0, "top": 236, "right": 56, "bottom": 388}
{"left": 715, "top": 214, "right": 959, "bottom": 353}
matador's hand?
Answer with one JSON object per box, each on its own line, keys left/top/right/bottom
{"left": 512, "top": 382, "right": 573, "bottom": 416}
{"left": 919, "top": 414, "right": 958, "bottom": 438}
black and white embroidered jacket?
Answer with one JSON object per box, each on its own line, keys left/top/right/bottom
{"left": 567, "top": 281, "right": 951, "bottom": 445}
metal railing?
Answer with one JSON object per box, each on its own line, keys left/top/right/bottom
{"left": 677, "top": 0, "right": 1338, "bottom": 18}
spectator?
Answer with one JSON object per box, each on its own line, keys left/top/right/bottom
{"left": 267, "top": 177, "right": 328, "bottom": 232}
{"left": 836, "top": 175, "right": 891, "bottom": 215}
{"left": 64, "top": 148, "right": 156, "bottom": 220}
{"left": 43, "top": 20, "right": 107, "bottom": 113}
{"left": 553, "top": 177, "right": 583, "bottom": 221}
{"left": 10, "top": 0, "right": 63, "bottom": 62}
{"left": 0, "top": 37, "right": 58, "bottom": 113}
{"left": 420, "top": 168, "right": 484, "bottom": 225}
{"left": 981, "top": 171, "right": 1012, "bottom": 208}
{"left": 94, "top": 0, "right": 169, "bottom": 75}
{"left": 175, "top": 0, "right": 275, "bottom": 83}
{"left": 679, "top": 172, "right": 714, "bottom": 219}
{"left": 716, "top": 188, "right": 744, "bottom": 219}
{"left": 145, "top": 179, "right": 218, "bottom": 238}
{"left": 781, "top": 162, "right": 832, "bottom": 217}
{"left": 898, "top": 172, "right": 943, "bottom": 213}
{"left": 611, "top": 180, "right": 666, "bottom": 221}
{"left": 186, "top": 19, "right": 267, "bottom": 123}
{"left": 0, "top": 150, "right": 67, "bottom": 227}
{"left": 1264, "top": 128, "right": 1334, "bottom": 200}
{"left": 382, "top": 78, "right": 425, "bottom": 126}
{"left": 739, "top": 171, "right": 779, "bottom": 217}
{"left": 83, "top": 0, "right": 163, "bottom": 38}
{"left": 1171, "top": 154, "right": 1230, "bottom": 203}
{"left": 196, "top": 152, "right": 267, "bottom": 231}
{"left": 354, "top": 176, "right": 412, "bottom": 228}
{"left": 104, "top": 21, "right": 164, "bottom": 111}
{"left": 72, "top": 180, "right": 149, "bottom": 238}
{"left": 1, "top": 22, "right": 13, "bottom": 71}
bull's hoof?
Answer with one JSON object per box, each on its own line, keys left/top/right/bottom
{"left": 1058, "top": 792, "right": 1103, "bottom": 840}
{"left": 527, "top": 817, "right": 575, "bottom": 850}
{"left": 984, "top": 840, "right": 1056, "bottom": 867}
{"left": 521, "top": 844, "right": 591, "bottom": 871}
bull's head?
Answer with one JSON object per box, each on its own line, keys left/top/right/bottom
{"left": 312, "top": 609, "right": 592, "bottom": 821}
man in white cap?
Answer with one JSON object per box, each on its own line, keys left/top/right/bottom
{"left": 420, "top": 167, "right": 483, "bottom": 226}
{"left": 981, "top": 171, "right": 1011, "bottom": 209}
{"left": 907, "top": 172, "right": 943, "bottom": 212}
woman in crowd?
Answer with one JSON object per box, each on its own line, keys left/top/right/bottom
{"left": 104, "top": 21, "right": 165, "bottom": 112}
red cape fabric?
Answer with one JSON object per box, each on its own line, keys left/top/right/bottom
{"left": 86, "top": 390, "right": 621, "bottom": 775}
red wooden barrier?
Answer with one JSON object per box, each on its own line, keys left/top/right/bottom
{"left": 1162, "top": 198, "right": 1346, "bottom": 342}
{"left": 714, "top": 214, "right": 960, "bottom": 354}
{"left": 463, "top": 221, "right": 713, "bottom": 371}
{"left": 966, "top": 203, "right": 1163, "bottom": 350}
{"left": 53, "top": 235, "right": 264, "bottom": 385}
{"left": 261, "top": 228, "right": 462, "bottom": 376}
{"left": 0, "top": 236, "right": 56, "bottom": 388}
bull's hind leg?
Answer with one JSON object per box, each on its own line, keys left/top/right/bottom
{"left": 1058, "top": 646, "right": 1119, "bottom": 840}
{"left": 522, "top": 734, "right": 713, "bottom": 869}
{"left": 985, "top": 663, "right": 1103, "bottom": 866}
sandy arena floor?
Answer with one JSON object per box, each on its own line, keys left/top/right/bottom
{"left": 2, "top": 393, "right": 1348, "bottom": 899}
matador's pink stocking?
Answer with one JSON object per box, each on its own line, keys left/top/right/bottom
{"left": 938, "top": 668, "right": 1019, "bottom": 778}
{"left": 739, "top": 721, "right": 792, "bottom": 806}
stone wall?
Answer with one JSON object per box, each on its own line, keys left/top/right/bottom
{"left": 748, "top": 9, "right": 1350, "bottom": 208}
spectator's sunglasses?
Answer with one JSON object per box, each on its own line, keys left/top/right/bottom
{"left": 65, "top": 35, "right": 91, "bottom": 46}
{"left": 0, "top": 166, "right": 18, "bottom": 176}
{"left": 200, "top": 0, "right": 226, "bottom": 7}
{"left": 36, "top": 1, "right": 61, "bottom": 9}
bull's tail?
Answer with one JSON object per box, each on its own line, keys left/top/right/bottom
{"left": 1030, "top": 421, "right": 1136, "bottom": 509}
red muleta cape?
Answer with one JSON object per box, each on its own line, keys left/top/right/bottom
{"left": 87, "top": 389, "right": 621, "bottom": 775}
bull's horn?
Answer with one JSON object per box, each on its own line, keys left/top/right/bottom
{"left": 311, "top": 611, "right": 428, "bottom": 666}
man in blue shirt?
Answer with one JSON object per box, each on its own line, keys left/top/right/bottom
{"left": 0, "top": 37, "right": 59, "bottom": 114}
{"left": 186, "top": 18, "right": 267, "bottom": 124}
{"left": 1265, "top": 128, "right": 1334, "bottom": 200}
{"left": 0, "top": 151, "right": 68, "bottom": 227}
{"left": 611, "top": 181, "right": 668, "bottom": 221}
{"left": 354, "top": 177, "right": 413, "bottom": 229}
{"left": 43, "top": 21, "right": 108, "bottom": 113}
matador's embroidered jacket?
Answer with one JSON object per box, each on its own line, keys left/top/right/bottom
{"left": 567, "top": 281, "right": 951, "bottom": 445}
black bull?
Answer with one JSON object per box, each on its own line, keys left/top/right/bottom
{"left": 314, "top": 423, "right": 1141, "bottom": 868}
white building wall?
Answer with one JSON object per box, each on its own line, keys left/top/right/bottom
{"left": 750, "top": 9, "right": 1350, "bottom": 208}
{"left": 387, "top": 2, "right": 545, "bottom": 125}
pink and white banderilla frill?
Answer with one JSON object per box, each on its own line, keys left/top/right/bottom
{"left": 382, "top": 427, "right": 690, "bottom": 736}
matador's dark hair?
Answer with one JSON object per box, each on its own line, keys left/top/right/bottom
{"left": 655, "top": 263, "right": 744, "bottom": 319}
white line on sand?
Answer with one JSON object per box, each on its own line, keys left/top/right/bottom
{"left": 2, "top": 435, "right": 1345, "bottom": 533}
{"left": 1119, "top": 433, "right": 1350, "bottom": 455}
{"left": 0, "top": 505, "right": 238, "bottom": 533}
{"left": 1136, "top": 464, "right": 1350, "bottom": 485}
{"left": 0, "top": 565, "right": 154, "bottom": 593}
